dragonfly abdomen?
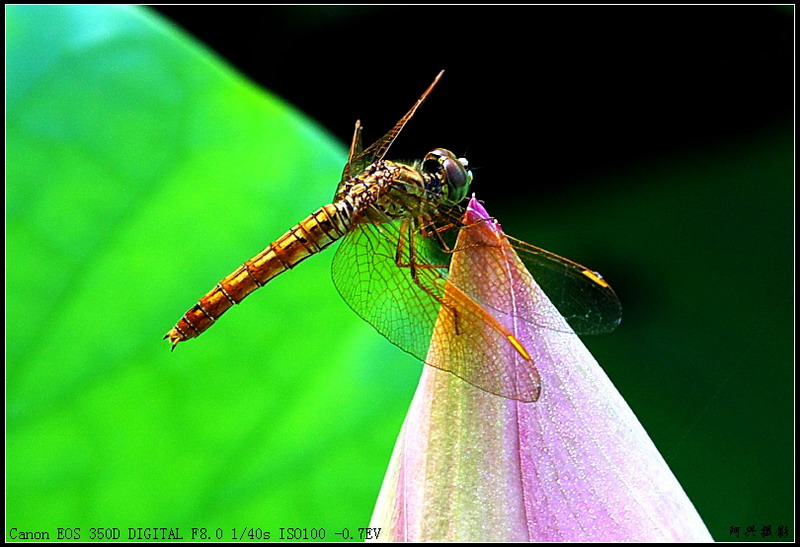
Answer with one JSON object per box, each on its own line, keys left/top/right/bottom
{"left": 165, "top": 202, "right": 351, "bottom": 349}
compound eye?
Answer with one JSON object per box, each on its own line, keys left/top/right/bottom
{"left": 441, "top": 156, "right": 468, "bottom": 193}
{"left": 422, "top": 149, "right": 450, "bottom": 176}
{"left": 423, "top": 148, "right": 471, "bottom": 204}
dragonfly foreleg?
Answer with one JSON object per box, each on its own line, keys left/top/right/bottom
{"left": 418, "top": 214, "right": 493, "bottom": 256}
{"left": 427, "top": 218, "right": 458, "bottom": 255}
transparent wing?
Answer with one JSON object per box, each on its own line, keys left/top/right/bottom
{"left": 416, "top": 206, "right": 622, "bottom": 337}
{"left": 435, "top": 217, "right": 622, "bottom": 335}
{"left": 330, "top": 193, "right": 621, "bottom": 402}
{"left": 499, "top": 233, "right": 622, "bottom": 334}
{"left": 332, "top": 217, "right": 542, "bottom": 402}
{"left": 338, "top": 71, "right": 444, "bottom": 190}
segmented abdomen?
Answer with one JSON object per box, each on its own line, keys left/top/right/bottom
{"left": 165, "top": 202, "right": 350, "bottom": 349}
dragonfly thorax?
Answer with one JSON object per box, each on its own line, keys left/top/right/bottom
{"left": 337, "top": 160, "right": 443, "bottom": 223}
{"left": 334, "top": 146, "right": 472, "bottom": 226}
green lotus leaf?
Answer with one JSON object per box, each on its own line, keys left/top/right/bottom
{"left": 7, "top": 5, "right": 419, "bottom": 533}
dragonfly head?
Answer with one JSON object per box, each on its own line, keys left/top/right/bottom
{"left": 423, "top": 148, "right": 472, "bottom": 205}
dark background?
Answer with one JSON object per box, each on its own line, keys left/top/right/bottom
{"left": 151, "top": 5, "right": 793, "bottom": 541}
{"left": 151, "top": 5, "right": 790, "bottom": 202}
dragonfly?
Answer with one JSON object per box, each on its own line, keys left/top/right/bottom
{"left": 165, "top": 71, "right": 621, "bottom": 402}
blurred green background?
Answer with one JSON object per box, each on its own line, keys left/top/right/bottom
{"left": 7, "top": 5, "right": 792, "bottom": 542}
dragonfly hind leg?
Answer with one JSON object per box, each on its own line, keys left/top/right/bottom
{"left": 394, "top": 218, "right": 464, "bottom": 336}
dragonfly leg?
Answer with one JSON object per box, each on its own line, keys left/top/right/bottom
{"left": 395, "top": 218, "right": 463, "bottom": 335}
{"left": 446, "top": 216, "right": 505, "bottom": 256}
{"left": 394, "top": 218, "right": 450, "bottom": 270}
{"left": 429, "top": 218, "right": 457, "bottom": 255}
{"left": 419, "top": 214, "right": 497, "bottom": 256}
{"left": 420, "top": 219, "right": 460, "bottom": 238}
